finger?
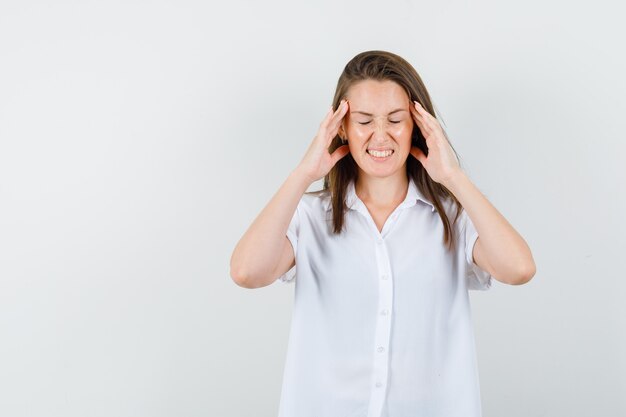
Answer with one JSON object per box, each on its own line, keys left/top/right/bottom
{"left": 410, "top": 105, "right": 431, "bottom": 137}
{"left": 413, "top": 104, "right": 439, "bottom": 140}
{"left": 320, "top": 105, "right": 336, "bottom": 130}
{"left": 413, "top": 100, "right": 433, "bottom": 118}
{"left": 410, "top": 104, "right": 426, "bottom": 125}
{"left": 414, "top": 101, "right": 439, "bottom": 124}
{"left": 319, "top": 101, "right": 341, "bottom": 131}
{"left": 330, "top": 144, "right": 350, "bottom": 165}
{"left": 329, "top": 100, "right": 349, "bottom": 134}
{"left": 326, "top": 100, "right": 349, "bottom": 145}
{"left": 317, "top": 103, "right": 343, "bottom": 148}
{"left": 409, "top": 145, "right": 427, "bottom": 165}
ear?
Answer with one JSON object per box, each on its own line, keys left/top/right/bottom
{"left": 338, "top": 124, "right": 346, "bottom": 140}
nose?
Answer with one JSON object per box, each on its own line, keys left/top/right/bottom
{"left": 371, "top": 117, "right": 392, "bottom": 140}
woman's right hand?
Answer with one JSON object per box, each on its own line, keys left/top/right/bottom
{"left": 295, "top": 99, "right": 351, "bottom": 184}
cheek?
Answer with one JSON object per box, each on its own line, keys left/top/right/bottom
{"left": 349, "top": 125, "right": 371, "bottom": 139}
{"left": 390, "top": 122, "right": 413, "bottom": 143}
{"left": 391, "top": 123, "right": 411, "bottom": 135}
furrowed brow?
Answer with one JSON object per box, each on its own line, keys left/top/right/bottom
{"left": 351, "top": 108, "right": 407, "bottom": 116}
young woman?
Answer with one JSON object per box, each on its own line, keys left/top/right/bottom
{"left": 230, "top": 50, "right": 535, "bottom": 417}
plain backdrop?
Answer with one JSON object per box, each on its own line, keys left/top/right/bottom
{"left": 1, "top": 0, "right": 624, "bottom": 416}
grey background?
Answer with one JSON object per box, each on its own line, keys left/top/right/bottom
{"left": 1, "top": 0, "right": 624, "bottom": 416}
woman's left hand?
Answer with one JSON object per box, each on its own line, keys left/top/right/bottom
{"left": 409, "top": 100, "right": 463, "bottom": 186}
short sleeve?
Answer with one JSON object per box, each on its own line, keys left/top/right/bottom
{"left": 461, "top": 209, "right": 492, "bottom": 291}
{"left": 277, "top": 201, "right": 300, "bottom": 284}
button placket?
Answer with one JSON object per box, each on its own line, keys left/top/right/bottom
{"left": 367, "top": 237, "right": 394, "bottom": 417}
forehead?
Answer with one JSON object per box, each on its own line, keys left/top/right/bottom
{"left": 346, "top": 79, "right": 408, "bottom": 105}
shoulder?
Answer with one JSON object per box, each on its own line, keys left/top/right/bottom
{"left": 434, "top": 194, "right": 458, "bottom": 217}
{"left": 306, "top": 189, "right": 331, "bottom": 208}
{"left": 435, "top": 195, "right": 466, "bottom": 232}
{"left": 297, "top": 188, "right": 331, "bottom": 214}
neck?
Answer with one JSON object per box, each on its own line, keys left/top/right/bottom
{"left": 355, "top": 169, "right": 409, "bottom": 208}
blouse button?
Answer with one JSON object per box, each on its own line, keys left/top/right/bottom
{"left": 376, "top": 239, "right": 383, "bottom": 245}
{"left": 375, "top": 381, "right": 383, "bottom": 388}
{"left": 381, "top": 274, "right": 388, "bottom": 280}
{"left": 377, "top": 346, "right": 385, "bottom": 353}
{"left": 380, "top": 309, "right": 389, "bottom": 315}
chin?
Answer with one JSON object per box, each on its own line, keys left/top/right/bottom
{"left": 358, "top": 166, "right": 404, "bottom": 179}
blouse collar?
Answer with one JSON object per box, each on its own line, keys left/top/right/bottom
{"left": 322, "top": 177, "right": 436, "bottom": 213}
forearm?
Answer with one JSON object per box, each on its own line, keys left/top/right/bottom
{"left": 230, "top": 168, "right": 311, "bottom": 285}
{"left": 444, "top": 170, "right": 535, "bottom": 283}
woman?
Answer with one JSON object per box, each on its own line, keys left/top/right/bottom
{"left": 230, "top": 50, "right": 535, "bottom": 417}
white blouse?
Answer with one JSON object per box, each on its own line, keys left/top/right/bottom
{"left": 276, "top": 176, "right": 492, "bottom": 417}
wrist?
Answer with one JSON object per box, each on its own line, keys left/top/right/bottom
{"left": 290, "top": 166, "right": 316, "bottom": 189}
{"left": 443, "top": 169, "right": 468, "bottom": 194}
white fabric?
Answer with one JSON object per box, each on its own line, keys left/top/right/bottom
{"left": 276, "top": 177, "right": 492, "bottom": 417}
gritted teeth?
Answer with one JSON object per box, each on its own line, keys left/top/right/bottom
{"left": 367, "top": 149, "right": 394, "bottom": 157}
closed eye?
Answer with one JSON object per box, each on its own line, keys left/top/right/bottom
{"left": 358, "top": 121, "right": 401, "bottom": 125}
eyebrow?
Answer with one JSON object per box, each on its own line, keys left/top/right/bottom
{"left": 350, "top": 108, "right": 407, "bottom": 116}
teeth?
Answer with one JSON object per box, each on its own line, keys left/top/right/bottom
{"left": 368, "top": 149, "right": 393, "bottom": 158}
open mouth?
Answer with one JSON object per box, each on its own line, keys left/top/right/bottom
{"left": 367, "top": 149, "right": 394, "bottom": 160}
